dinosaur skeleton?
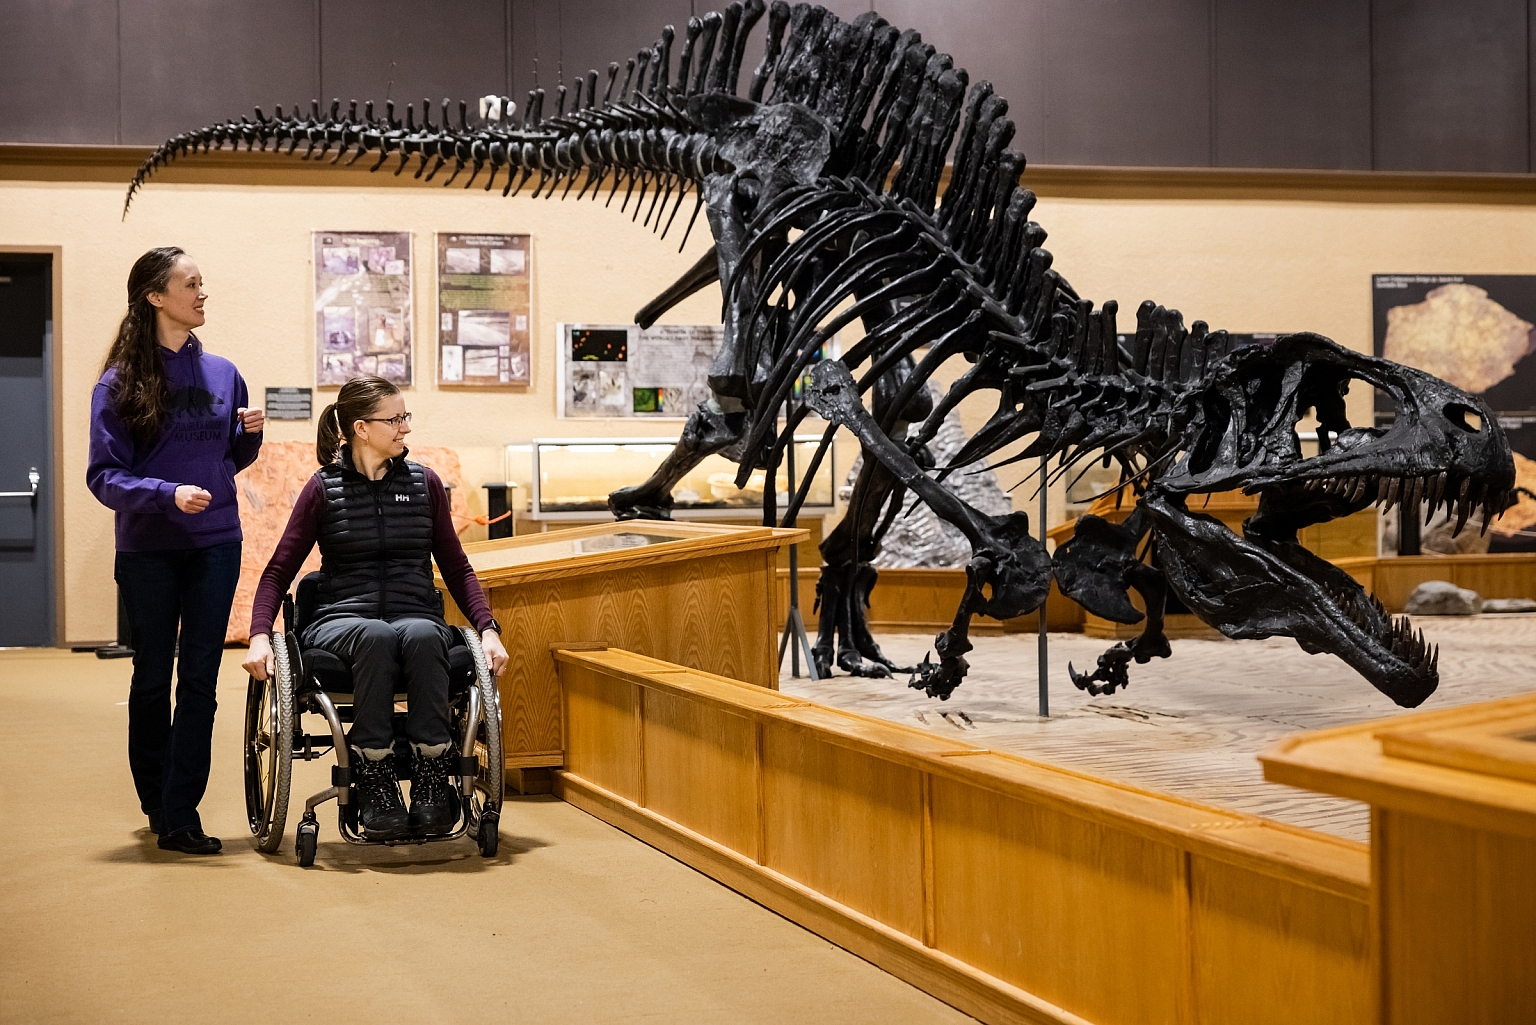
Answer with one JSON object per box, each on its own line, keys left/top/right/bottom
{"left": 125, "top": 1, "right": 1516, "bottom": 708}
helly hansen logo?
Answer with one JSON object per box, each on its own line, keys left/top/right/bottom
{"left": 394, "top": 494, "right": 411, "bottom": 502}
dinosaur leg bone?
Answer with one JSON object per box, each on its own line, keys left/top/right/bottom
{"left": 804, "top": 360, "right": 1051, "bottom": 698}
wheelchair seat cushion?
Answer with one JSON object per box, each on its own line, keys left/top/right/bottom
{"left": 299, "top": 641, "right": 476, "bottom": 697}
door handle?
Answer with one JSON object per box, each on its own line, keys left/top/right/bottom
{"left": 0, "top": 468, "right": 39, "bottom": 500}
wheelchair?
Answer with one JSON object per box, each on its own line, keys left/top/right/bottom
{"left": 243, "top": 572, "right": 504, "bottom": 865}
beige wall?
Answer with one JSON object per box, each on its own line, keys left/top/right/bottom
{"left": 3, "top": 173, "right": 1535, "bottom": 643}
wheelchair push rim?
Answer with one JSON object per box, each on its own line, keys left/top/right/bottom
{"left": 458, "top": 626, "right": 504, "bottom": 847}
{"left": 243, "top": 630, "right": 294, "bottom": 852}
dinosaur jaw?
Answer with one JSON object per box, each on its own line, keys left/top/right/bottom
{"left": 1141, "top": 490, "right": 1440, "bottom": 707}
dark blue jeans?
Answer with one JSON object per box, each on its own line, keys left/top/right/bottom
{"left": 115, "top": 542, "right": 242, "bottom": 834}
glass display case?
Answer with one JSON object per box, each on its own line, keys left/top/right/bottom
{"left": 508, "top": 437, "right": 836, "bottom": 521}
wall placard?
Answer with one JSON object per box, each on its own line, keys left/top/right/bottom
{"left": 264, "top": 387, "right": 312, "bottom": 420}
{"left": 558, "top": 322, "right": 719, "bottom": 419}
{"left": 313, "top": 230, "right": 413, "bottom": 387}
{"left": 436, "top": 233, "right": 532, "bottom": 387}
{"left": 1373, "top": 274, "right": 1536, "bottom": 459}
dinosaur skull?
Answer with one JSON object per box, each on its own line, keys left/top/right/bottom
{"left": 1153, "top": 333, "right": 1514, "bottom": 706}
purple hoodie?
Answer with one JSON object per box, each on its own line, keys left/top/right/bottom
{"left": 87, "top": 335, "right": 262, "bottom": 551}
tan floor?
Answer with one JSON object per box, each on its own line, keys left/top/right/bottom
{"left": 782, "top": 615, "right": 1536, "bottom": 842}
{"left": 0, "top": 648, "right": 975, "bottom": 1025}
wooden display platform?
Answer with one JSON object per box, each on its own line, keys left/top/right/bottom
{"left": 1263, "top": 694, "right": 1536, "bottom": 1024}
{"left": 1333, "top": 552, "right": 1536, "bottom": 611}
{"left": 440, "top": 521, "right": 805, "bottom": 777}
{"left": 554, "top": 644, "right": 1536, "bottom": 1024}
{"left": 553, "top": 645, "right": 1372, "bottom": 1025}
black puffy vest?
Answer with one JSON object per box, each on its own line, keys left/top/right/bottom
{"left": 310, "top": 447, "right": 439, "bottom": 627}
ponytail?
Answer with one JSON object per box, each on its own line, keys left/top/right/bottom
{"left": 315, "top": 374, "right": 400, "bottom": 465}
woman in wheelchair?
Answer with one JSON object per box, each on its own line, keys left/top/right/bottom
{"left": 243, "top": 375, "right": 508, "bottom": 840}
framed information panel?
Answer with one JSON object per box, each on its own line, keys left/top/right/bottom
{"left": 313, "top": 230, "right": 412, "bottom": 387}
{"left": 557, "top": 322, "right": 719, "bottom": 418}
{"left": 436, "top": 233, "right": 532, "bottom": 387}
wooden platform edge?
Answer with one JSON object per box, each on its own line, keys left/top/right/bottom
{"left": 553, "top": 770, "right": 1095, "bottom": 1025}
{"left": 557, "top": 646, "right": 1369, "bottom": 901}
{"left": 1261, "top": 693, "right": 1536, "bottom": 839}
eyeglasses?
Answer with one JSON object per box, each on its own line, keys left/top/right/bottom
{"left": 361, "top": 413, "right": 412, "bottom": 430}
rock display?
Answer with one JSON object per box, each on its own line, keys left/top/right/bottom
{"left": 1482, "top": 597, "right": 1536, "bottom": 613}
{"left": 1403, "top": 580, "right": 1483, "bottom": 616}
{"left": 840, "top": 392, "right": 1013, "bottom": 570}
{"left": 1384, "top": 283, "right": 1535, "bottom": 395}
{"left": 227, "top": 441, "right": 469, "bottom": 643}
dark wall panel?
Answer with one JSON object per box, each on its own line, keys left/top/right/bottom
{"left": 1213, "top": 0, "right": 1371, "bottom": 169}
{"left": 510, "top": 0, "right": 558, "bottom": 110}
{"left": 1041, "top": 0, "right": 1211, "bottom": 166}
{"left": 549, "top": 0, "right": 691, "bottom": 106}
{"left": 118, "top": 0, "right": 316, "bottom": 145}
{"left": 879, "top": 0, "right": 1046, "bottom": 163}
{"left": 321, "top": 0, "right": 507, "bottom": 127}
{"left": 1373, "top": 0, "right": 1529, "bottom": 172}
{"left": 0, "top": 0, "right": 120, "bottom": 143}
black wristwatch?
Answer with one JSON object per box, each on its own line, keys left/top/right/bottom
{"left": 483, "top": 618, "right": 502, "bottom": 636}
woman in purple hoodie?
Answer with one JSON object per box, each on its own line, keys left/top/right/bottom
{"left": 88, "top": 247, "right": 263, "bottom": 855}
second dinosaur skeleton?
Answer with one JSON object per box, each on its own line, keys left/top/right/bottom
{"left": 125, "top": 1, "right": 1516, "bottom": 707}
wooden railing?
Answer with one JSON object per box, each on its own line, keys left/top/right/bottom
{"left": 552, "top": 646, "right": 1372, "bottom": 1025}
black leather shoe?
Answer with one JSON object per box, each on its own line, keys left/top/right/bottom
{"left": 157, "top": 827, "right": 222, "bottom": 855}
{"left": 147, "top": 810, "right": 165, "bottom": 835}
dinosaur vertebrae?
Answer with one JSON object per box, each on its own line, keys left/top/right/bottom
{"left": 123, "top": 0, "right": 979, "bottom": 227}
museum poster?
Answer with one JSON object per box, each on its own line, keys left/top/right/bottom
{"left": 313, "top": 231, "right": 413, "bottom": 387}
{"left": 558, "top": 322, "right": 720, "bottom": 418}
{"left": 1372, "top": 275, "right": 1536, "bottom": 460}
{"left": 436, "top": 233, "right": 532, "bottom": 386}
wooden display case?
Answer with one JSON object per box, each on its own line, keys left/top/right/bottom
{"left": 439, "top": 520, "right": 806, "bottom": 786}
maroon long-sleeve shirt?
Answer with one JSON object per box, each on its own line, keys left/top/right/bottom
{"left": 249, "top": 466, "right": 493, "bottom": 638}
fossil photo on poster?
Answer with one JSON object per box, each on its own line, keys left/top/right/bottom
{"left": 313, "top": 231, "right": 412, "bottom": 386}
{"left": 436, "top": 233, "right": 530, "bottom": 386}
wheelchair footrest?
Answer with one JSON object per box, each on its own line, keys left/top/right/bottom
{"left": 459, "top": 755, "right": 481, "bottom": 778}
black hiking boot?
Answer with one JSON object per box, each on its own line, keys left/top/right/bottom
{"left": 409, "top": 743, "right": 460, "bottom": 835}
{"left": 352, "top": 750, "right": 410, "bottom": 840}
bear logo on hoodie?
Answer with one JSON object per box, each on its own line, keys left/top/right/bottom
{"left": 167, "top": 385, "right": 223, "bottom": 417}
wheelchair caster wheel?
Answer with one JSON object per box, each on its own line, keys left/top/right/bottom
{"left": 296, "top": 820, "right": 318, "bottom": 867}
{"left": 477, "top": 811, "right": 499, "bottom": 858}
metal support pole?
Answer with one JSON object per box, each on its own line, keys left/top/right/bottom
{"left": 1037, "top": 453, "right": 1049, "bottom": 717}
{"left": 777, "top": 407, "right": 819, "bottom": 680}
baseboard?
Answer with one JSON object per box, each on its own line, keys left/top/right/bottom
{"left": 554, "top": 770, "right": 1094, "bottom": 1025}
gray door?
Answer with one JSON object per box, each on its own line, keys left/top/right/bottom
{"left": 0, "top": 255, "right": 55, "bottom": 646}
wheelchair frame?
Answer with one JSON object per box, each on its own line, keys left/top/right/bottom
{"left": 243, "top": 591, "right": 504, "bottom": 865}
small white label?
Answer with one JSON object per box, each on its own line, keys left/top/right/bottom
{"left": 514, "top": 314, "right": 527, "bottom": 332}
{"left": 441, "top": 312, "right": 454, "bottom": 332}
{"left": 441, "top": 344, "right": 463, "bottom": 382}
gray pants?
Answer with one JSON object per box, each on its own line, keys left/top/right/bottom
{"left": 304, "top": 615, "right": 455, "bottom": 753}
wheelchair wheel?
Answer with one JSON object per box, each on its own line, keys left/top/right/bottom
{"left": 477, "top": 811, "right": 499, "bottom": 858}
{"left": 243, "top": 630, "right": 294, "bottom": 853}
{"left": 459, "top": 627, "right": 504, "bottom": 851}
{"left": 296, "top": 816, "right": 318, "bottom": 867}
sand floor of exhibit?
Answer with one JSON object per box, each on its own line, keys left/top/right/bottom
{"left": 0, "top": 649, "right": 974, "bottom": 1025}
{"left": 781, "top": 615, "right": 1536, "bottom": 842}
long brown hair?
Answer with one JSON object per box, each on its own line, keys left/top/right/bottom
{"left": 102, "top": 246, "right": 185, "bottom": 446}
{"left": 316, "top": 375, "right": 401, "bottom": 465}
